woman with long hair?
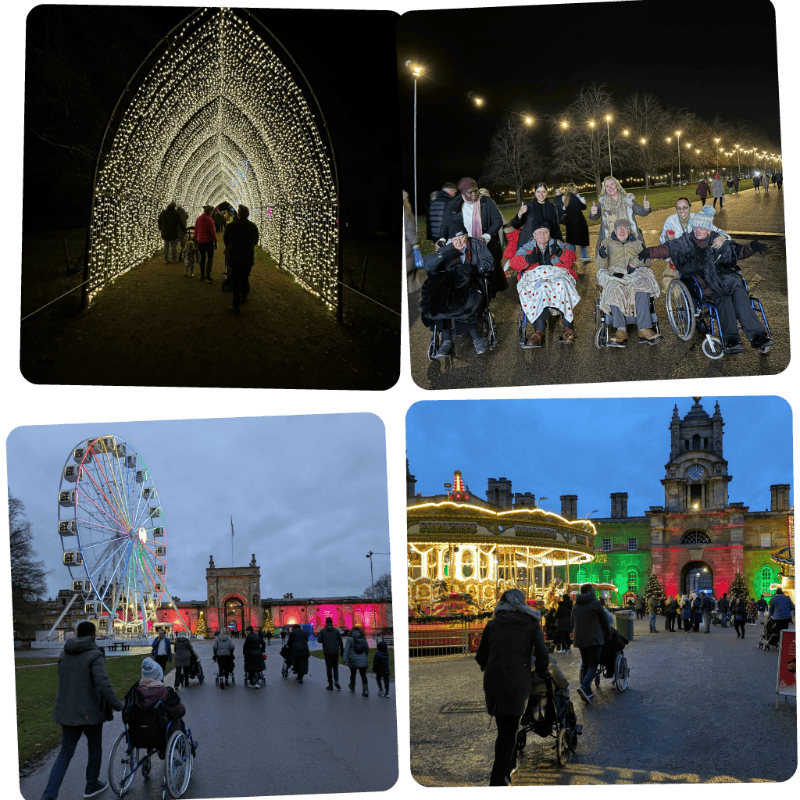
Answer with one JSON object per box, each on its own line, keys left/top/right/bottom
{"left": 510, "top": 182, "right": 563, "bottom": 247}
{"left": 561, "top": 183, "right": 591, "bottom": 261}
{"left": 588, "top": 175, "right": 650, "bottom": 255}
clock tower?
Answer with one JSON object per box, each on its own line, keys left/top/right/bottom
{"left": 648, "top": 398, "right": 745, "bottom": 598}
{"left": 662, "top": 398, "right": 730, "bottom": 512}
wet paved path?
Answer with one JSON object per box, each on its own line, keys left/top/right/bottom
{"left": 410, "top": 617, "right": 796, "bottom": 785}
{"left": 20, "top": 640, "right": 397, "bottom": 799}
{"left": 409, "top": 189, "right": 788, "bottom": 388}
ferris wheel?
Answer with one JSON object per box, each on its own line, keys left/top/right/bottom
{"left": 58, "top": 435, "right": 169, "bottom": 637}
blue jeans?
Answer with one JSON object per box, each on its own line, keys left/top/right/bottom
{"left": 578, "top": 645, "right": 602, "bottom": 695}
{"left": 721, "top": 611, "right": 729, "bottom": 627}
{"left": 564, "top": 243, "right": 589, "bottom": 260}
{"left": 649, "top": 611, "right": 657, "bottom": 631}
{"left": 41, "top": 723, "right": 104, "bottom": 800}
{"left": 163, "top": 238, "right": 179, "bottom": 261}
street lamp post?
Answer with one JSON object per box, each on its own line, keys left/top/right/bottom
{"left": 365, "top": 550, "right": 390, "bottom": 632}
{"left": 605, "top": 114, "right": 613, "bottom": 176}
{"left": 714, "top": 138, "right": 720, "bottom": 173}
{"left": 405, "top": 61, "right": 423, "bottom": 233}
{"left": 675, "top": 131, "right": 682, "bottom": 184}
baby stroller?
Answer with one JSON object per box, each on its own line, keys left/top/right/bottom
{"left": 280, "top": 645, "right": 295, "bottom": 679}
{"left": 757, "top": 617, "right": 781, "bottom": 651}
{"left": 515, "top": 663, "right": 581, "bottom": 768}
{"left": 186, "top": 654, "right": 204, "bottom": 686}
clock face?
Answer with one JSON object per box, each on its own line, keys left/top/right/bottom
{"left": 688, "top": 465, "right": 705, "bottom": 481}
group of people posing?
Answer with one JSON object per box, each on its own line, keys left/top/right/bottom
{"left": 157, "top": 201, "right": 260, "bottom": 316}
{"left": 417, "top": 176, "right": 773, "bottom": 356}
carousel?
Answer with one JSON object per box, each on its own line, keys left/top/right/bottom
{"left": 770, "top": 511, "right": 795, "bottom": 602}
{"left": 408, "top": 471, "right": 597, "bottom": 620}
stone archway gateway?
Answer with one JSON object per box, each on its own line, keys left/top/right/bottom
{"left": 682, "top": 561, "right": 714, "bottom": 595}
{"left": 224, "top": 596, "right": 244, "bottom": 632}
{"left": 83, "top": 7, "right": 340, "bottom": 315}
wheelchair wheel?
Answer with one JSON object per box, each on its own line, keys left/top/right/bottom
{"left": 556, "top": 728, "right": 573, "bottom": 767}
{"left": 108, "top": 731, "right": 137, "bottom": 797}
{"left": 701, "top": 336, "right": 724, "bottom": 360}
{"left": 666, "top": 280, "right": 696, "bottom": 341}
{"left": 594, "top": 324, "right": 608, "bottom": 349}
{"left": 142, "top": 756, "right": 152, "bottom": 778}
{"left": 516, "top": 729, "right": 527, "bottom": 754}
{"left": 427, "top": 329, "right": 442, "bottom": 362}
{"left": 614, "top": 653, "right": 629, "bottom": 692}
{"left": 165, "top": 730, "right": 193, "bottom": 798}
{"left": 485, "top": 309, "right": 498, "bottom": 350}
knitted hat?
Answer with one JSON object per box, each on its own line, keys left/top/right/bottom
{"left": 533, "top": 223, "right": 550, "bottom": 235}
{"left": 141, "top": 657, "right": 163, "bottom": 682}
{"left": 693, "top": 205, "right": 716, "bottom": 230}
{"left": 457, "top": 177, "right": 478, "bottom": 194}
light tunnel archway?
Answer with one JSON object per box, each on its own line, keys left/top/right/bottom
{"left": 85, "top": 7, "right": 339, "bottom": 311}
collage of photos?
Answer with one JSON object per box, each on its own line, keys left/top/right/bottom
{"left": 4, "top": 1, "right": 797, "bottom": 799}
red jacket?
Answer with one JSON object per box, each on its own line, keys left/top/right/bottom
{"left": 194, "top": 213, "right": 218, "bottom": 244}
{"left": 507, "top": 239, "right": 578, "bottom": 282}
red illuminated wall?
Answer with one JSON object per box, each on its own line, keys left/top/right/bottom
{"left": 156, "top": 606, "right": 198, "bottom": 634}
{"left": 656, "top": 546, "right": 743, "bottom": 597}
{"left": 271, "top": 602, "right": 388, "bottom": 630}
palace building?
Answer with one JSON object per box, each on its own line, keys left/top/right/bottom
{"left": 407, "top": 399, "right": 794, "bottom": 607}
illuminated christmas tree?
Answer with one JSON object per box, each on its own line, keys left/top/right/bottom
{"left": 729, "top": 571, "right": 749, "bottom": 601}
{"left": 196, "top": 613, "right": 207, "bottom": 638}
{"left": 263, "top": 612, "right": 275, "bottom": 635}
{"left": 643, "top": 572, "right": 664, "bottom": 601}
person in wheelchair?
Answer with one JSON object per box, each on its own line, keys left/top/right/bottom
{"left": 641, "top": 205, "right": 773, "bottom": 353}
{"left": 508, "top": 224, "right": 580, "bottom": 347}
{"left": 125, "top": 657, "right": 197, "bottom": 757}
{"left": 420, "top": 224, "right": 496, "bottom": 357}
{"left": 597, "top": 219, "right": 662, "bottom": 345}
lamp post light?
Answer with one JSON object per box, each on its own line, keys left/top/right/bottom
{"left": 675, "top": 130, "right": 682, "bottom": 184}
{"left": 714, "top": 138, "right": 721, "bottom": 173}
{"left": 365, "top": 550, "right": 390, "bottom": 631}
{"left": 734, "top": 145, "right": 740, "bottom": 175}
{"left": 605, "top": 114, "right": 613, "bottom": 176}
{"left": 405, "top": 61, "right": 423, "bottom": 233}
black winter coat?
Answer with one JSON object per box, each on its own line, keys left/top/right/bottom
{"left": 562, "top": 194, "right": 590, "bottom": 247}
{"left": 223, "top": 217, "right": 260, "bottom": 267}
{"left": 475, "top": 610, "right": 549, "bottom": 718}
{"left": 554, "top": 598, "right": 573, "bottom": 632}
{"left": 419, "top": 238, "right": 494, "bottom": 330}
{"left": 158, "top": 206, "right": 186, "bottom": 241}
{"left": 243, "top": 632, "right": 266, "bottom": 673}
{"left": 511, "top": 199, "right": 563, "bottom": 246}
{"left": 442, "top": 195, "right": 504, "bottom": 245}
{"left": 426, "top": 190, "right": 453, "bottom": 242}
{"left": 661, "top": 235, "right": 753, "bottom": 298}
{"left": 571, "top": 591, "right": 611, "bottom": 648}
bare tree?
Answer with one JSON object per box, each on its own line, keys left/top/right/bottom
{"left": 550, "top": 83, "right": 622, "bottom": 195}
{"left": 619, "top": 92, "right": 670, "bottom": 190}
{"left": 9, "top": 494, "right": 49, "bottom": 639}
{"left": 480, "top": 113, "right": 540, "bottom": 203}
{"left": 362, "top": 572, "right": 392, "bottom": 601}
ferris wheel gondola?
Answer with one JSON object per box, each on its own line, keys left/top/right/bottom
{"left": 58, "top": 436, "right": 168, "bottom": 637}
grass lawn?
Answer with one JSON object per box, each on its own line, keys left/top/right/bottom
{"left": 15, "top": 656, "right": 174, "bottom": 770}
{"left": 415, "top": 180, "right": 754, "bottom": 256}
{"left": 310, "top": 647, "right": 395, "bottom": 675}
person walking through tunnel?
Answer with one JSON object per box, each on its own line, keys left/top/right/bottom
{"left": 194, "top": 205, "right": 218, "bottom": 281}
{"left": 223, "top": 204, "right": 260, "bottom": 316}
{"left": 158, "top": 202, "right": 186, "bottom": 264}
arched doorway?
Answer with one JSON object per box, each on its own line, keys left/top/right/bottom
{"left": 682, "top": 561, "right": 713, "bottom": 595}
{"left": 224, "top": 597, "right": 244, "bottom": 633}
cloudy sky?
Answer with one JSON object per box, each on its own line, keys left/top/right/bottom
{"left": 406, "top": 396, "right": 793, "bottom": 520}
{"left": 7, "top": 414, "right": 391, "bottom": 603}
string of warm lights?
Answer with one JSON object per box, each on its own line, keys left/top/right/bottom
{"left": 88, "top": 7, "right": 338, "bottom": 309}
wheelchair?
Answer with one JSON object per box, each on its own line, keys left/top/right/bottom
{"left": 579, "top": 642, "right": 630, "bottom": 693}
{"left": 107, "top": 703, "right": 195, "bottom": 799}
{"left": 665, "top": 273, "right": 772, "bottom": 360}
{"left": 517, "top": 304, "right": 576, "bottom": 348}
{"left": 594, "top": 293, "right": 661, "bottom": 349}
{"left": 426, "top": 274, "right": 498, "bottom": 361}
{"left": 515, "top": 671, "right": 582, "bottom": 768}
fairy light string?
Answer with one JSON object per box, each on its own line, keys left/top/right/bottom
{"left": 88, "top": 7, "right": 338, "bottom": 309}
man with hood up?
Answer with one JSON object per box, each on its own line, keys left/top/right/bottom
{"left": 243, "top": 625, "right": 267, "bottom": 688}
{"left": 571, "top": 583, "right": 612, "bottom": 705}
{"left": 317, "top": 617, "right": 344, "bottom": 690}
{"left": 40, "top": 621, "right": 124, "bottom": 800}
{"left": 476, "top": 588, "right": 549, "bottom": 786}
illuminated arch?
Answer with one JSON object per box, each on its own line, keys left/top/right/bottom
{"left": 85, "top": 7, "right": 339, "bottom": 310}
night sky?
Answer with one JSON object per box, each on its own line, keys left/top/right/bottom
{"left": 406, "top": 396, "right": 793, "bottom": 521}
{"left": 23, "top": 5, "right": 401, "bottom": 233}
{"left": 397, "top": 0, "right": 782, "bottom": 197}
{"left": 7, "top": 415, "right": 392, "bottom": 603}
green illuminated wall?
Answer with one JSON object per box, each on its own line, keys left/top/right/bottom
{"left": 743, "top": 551, "right": 780, "bottom": 598}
